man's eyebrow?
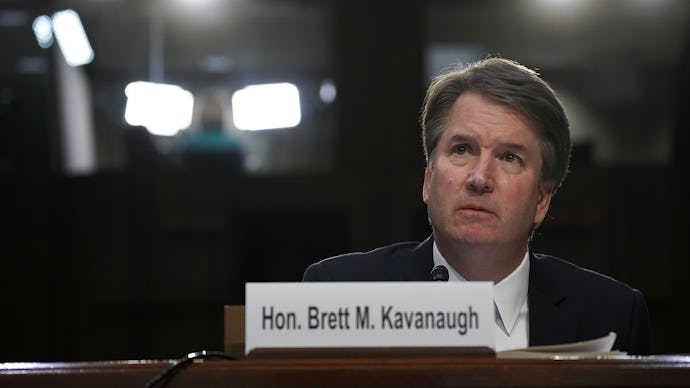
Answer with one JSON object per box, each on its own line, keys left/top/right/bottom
{"left": 446, "top": 134, "right": 530, "bottom": 153}
{"left": 446, "top": 134, "right": 473, "bottom": 143}
{"left": 499, "top": 142, "right": 529, "bottom": 153}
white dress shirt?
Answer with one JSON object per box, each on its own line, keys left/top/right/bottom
{"left": 432, "top": 242, "right": 529, "bottom": 351}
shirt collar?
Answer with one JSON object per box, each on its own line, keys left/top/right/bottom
{"left": 493, "top": 251, "right": 530, "bottom": 335}
{"left": 432, "top": 242, "right": 530, "bottom": 335}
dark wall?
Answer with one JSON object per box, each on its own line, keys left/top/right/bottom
{"left": 2, "top": 163, "right": 687, "bottom": 360}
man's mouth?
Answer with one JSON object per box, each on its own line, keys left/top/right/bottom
{"left": 459, "top": 205, "right": 494, "bottom": 216}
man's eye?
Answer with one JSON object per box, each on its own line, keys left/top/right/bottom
{"left": 501, "top": 153, "right": 519, "bottom": 163}
{"left": 452, "top": 145, "right": 468, "bottom": 155}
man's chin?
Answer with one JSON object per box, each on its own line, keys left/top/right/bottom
{"left": 437, "top": 229, "right": 498, "bottom": 247}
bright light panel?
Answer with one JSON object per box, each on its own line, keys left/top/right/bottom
{"left": 124, "top": 81, "right": 195, "bottom": 137}
{"left": 52, "top": 10, "right": 94, "bottom": 67}
{"left": 32, "top": 15, "right": 53, "bottom": 48}
{"left": 232, "top": 83, "right": 301, "bottom": 130}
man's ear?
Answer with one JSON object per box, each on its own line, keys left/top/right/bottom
{"left": 422, "top": 166, "right": 431, "bottom": 204}
{"left": 534, "top": 181, "right": 555, "bottom": 226}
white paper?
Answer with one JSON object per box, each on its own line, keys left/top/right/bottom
{"left": 497, "top": 332, "right": 625, "bottom": 359}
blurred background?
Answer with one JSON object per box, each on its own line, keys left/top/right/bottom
{"left": 1, "top": 0, "right": 688, "bottom": 361}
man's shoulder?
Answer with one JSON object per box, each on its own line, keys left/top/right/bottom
{"left": 531, "top": 252, "right": 640, "bottom": 294}
{"left": 529, "top": 252, "right": 651, "bottom": 355}
{"left": 333, "top": 240, "right": 422, "bottom": 259}
{"left": 302, "top": 239, "right": 432, "bottom": 281}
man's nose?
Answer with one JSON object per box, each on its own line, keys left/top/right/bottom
{"left": 466, "top": 155, "right": 495, "bottom": 194}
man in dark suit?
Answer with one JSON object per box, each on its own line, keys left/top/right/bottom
{"left": 303, "top": 58, "right": 652, "bottom": 355}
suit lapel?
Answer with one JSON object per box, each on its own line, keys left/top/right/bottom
{"left": 528, "top": 252, "right": 578, "bottom": 346}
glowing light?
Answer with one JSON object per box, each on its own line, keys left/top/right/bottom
{"left": 232, "top": 83, "right": 301, "bottom": 131}
{"left": 32, "top": 15, "right": 53, "bottom": 48}
{"left": 319, "top": 79, "right": 337, "bottom": 104}
{"left": 52, "top": 10, "right": 94, "bottom": 66}
{"left": 124, "top": 81, "right": 195, "bottom": 136}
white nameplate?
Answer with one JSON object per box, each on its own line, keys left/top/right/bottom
{"left": 245, "top": 282, "right": 494, "bottom": 355}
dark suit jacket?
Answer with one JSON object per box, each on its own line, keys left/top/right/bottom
{"left": 302, "top": 236, "right": 653, "bottom": 355}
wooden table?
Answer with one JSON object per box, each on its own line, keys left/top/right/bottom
{"left": 2, "top": 355, "right": 690, "bottom": 387}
